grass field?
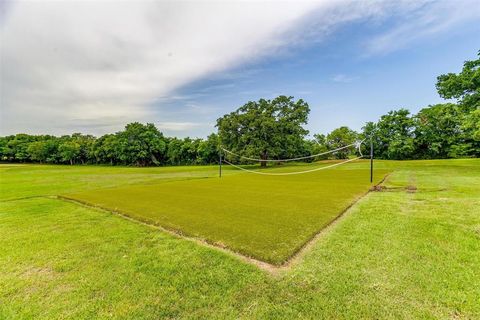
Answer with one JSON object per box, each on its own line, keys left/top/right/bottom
{"left": 1, "top": 159, "right": 480, "bottom": 318}
{"left": 63, "top": 162, "right": 388, "bottom": 264}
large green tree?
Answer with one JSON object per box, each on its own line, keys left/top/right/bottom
{"left": 436, "top": 50, "right": 480, "bottom": 111}
{"left": 116, "top": 123, "right": 167, "bottom": 166}
{"left": 367, "top": 109, "right": 415, "bottom": 160}
{"left": 197, "top": 133, "right": 219, "bottom": 164}
{"left": 217, "top": 96, "right": 310, "bottom": 166}
{"left": 436, "top": 51, "right": 480, "bottom": 157}
{"left": 26, "top": 137, "right": 59, "bottom": 163}
{"left": 5, "top": 134, "right": 36, "bottom": 162}
{"left": 463, "top": 108, "right": 480, "bottom": 142}
{"left": 414, "top": 103, "right": 470, "bottom": 158}
{"left": 326, "top": 126, "right": 358, "bottom": 159}
{"left": 70, "top": 133, "right": 96, "bottom": 164}
{"left": 58, "top": 140, "right": 81, "bottom": 165}
{"left": 310, "top": 134, "right": 329, "bottom": 161}
{"left": 92, "top": 134, "right": 120, "bottom": 165}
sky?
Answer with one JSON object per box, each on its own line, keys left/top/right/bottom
{"left": 1, "top": 0, "right": 479, "bottom": 138}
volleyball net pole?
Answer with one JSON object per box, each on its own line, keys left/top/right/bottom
{"left": 219, "top": 150, "right": 222, "bottom": 178}
{"left": 370, "top": 136, "right": 374, "bottom": 183}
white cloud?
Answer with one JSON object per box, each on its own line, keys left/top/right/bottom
{"left": 157, "top": 122, "right": 203, "bottom": 132}
{"left": 332, "top": 74, "right": 356, "bottom": 83}
{"left": 1, "top": 0, "right": 476, "bottom": 136}
{"left": 365, "top": 0, "right": 480, "bottom": 55}
{"left": 0, "top": 0, "right": 326, "bottom": 135}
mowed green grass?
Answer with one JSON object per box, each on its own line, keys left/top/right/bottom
{"left": 64, "top": 162, "right": 388, "bottom": 264}
{"left": 0, "top": 164, "right": 219, "bottom": 202}
{"left": 1, "top": 160, "right": 480, "bottom": 318}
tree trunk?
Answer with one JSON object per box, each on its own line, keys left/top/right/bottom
{"left": 260, "top": 151, "right": 267, "bottom": 167}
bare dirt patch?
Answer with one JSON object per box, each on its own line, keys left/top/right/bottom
{"left": 405, "top": 185, "right": 417, "bottom": 193}
{"left": 20, "top": 266, "right": 57, "bottom": 280}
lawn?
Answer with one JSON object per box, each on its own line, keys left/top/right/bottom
{"left": 1, "top": 159, "right": 479, "bottom": 319}
{"left": 0, "top": 164, "right": 219, "bottom": 201}
{"left": 64, "top": 161, "right": 388, "bottom": 264}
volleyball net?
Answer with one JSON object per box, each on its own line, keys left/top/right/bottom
{"left": 220, "top": 139, "right": 367, "bottom": 176}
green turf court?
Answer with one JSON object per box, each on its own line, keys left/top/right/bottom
{"left": 1, "top": 160, "right": 480, "bottom": 318}
{"left": 64, "top": 161, "right": 388, "bottom": 264}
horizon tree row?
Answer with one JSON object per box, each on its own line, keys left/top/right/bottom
{"left": 0, "top": 124, "right": 219, "bottom": 166}
{"left": 2, "top": 102, "right": 478, "bottom": 165}
{"left": 1, "top": 51, "right": 479, "bottom": 165}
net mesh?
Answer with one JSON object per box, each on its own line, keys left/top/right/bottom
{"left": 221, "top": 139, "right": 366, "bottom": 176}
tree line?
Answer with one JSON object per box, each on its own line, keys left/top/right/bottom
{"left": 0, "top": 124, "right": 219, "bottom": 166}
{"left": 1, "top": 51, "right": 479, "bottom": 165}
{"left": 217, "top": 50, "right": 479, "bottom": 161}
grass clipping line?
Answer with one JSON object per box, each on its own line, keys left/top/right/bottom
{"left": 56, "top": 173, "right": 389, "bottom": 274}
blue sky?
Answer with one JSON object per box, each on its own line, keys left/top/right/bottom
{"left": 152, "top": 10, "right": 480, "bottom": 137}
{"left": 1, "top": 0, "right": 479, "bottom": 137}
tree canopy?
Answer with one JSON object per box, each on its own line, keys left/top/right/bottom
{"left": 326, "top": 126, "right": 358, "bottom": 159}
{"left": 216, "top": 96, "right": 310, "bottom": 166}
{"left": 436, "top": 50, "right": 480, "bottom": 111}
{"left": 115, "top": 123, "right": 166, "bottom": 166}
